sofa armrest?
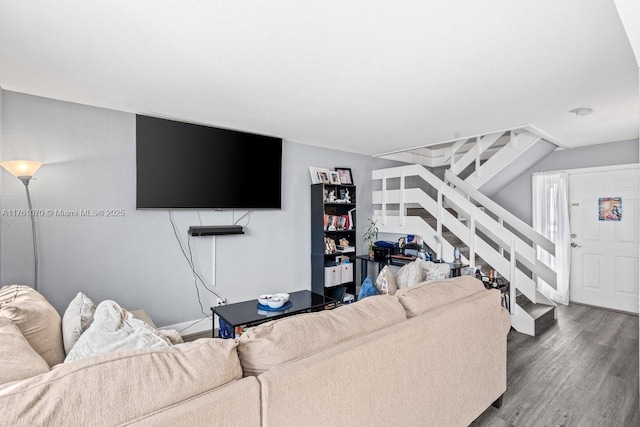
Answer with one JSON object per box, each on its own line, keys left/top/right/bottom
{"left": 0, "top": 339, "right": 247, "bottom": 426}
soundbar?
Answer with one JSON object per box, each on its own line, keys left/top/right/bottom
{"left": 188, "top": 225, "right": 244, "bottom": 236}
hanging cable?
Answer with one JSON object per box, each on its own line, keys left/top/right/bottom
{"left": 234, "top": 209, "right": 253, "bottom": 227}
{"left": 168, "top": 211, "right": 223, "bottom": 317}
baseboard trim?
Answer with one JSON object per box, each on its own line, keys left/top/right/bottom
{"left": 160, "top": 316, "right": 218, "bottom": 336}
{"left": 569, "top": 301, "right": 638, "bottom": 316}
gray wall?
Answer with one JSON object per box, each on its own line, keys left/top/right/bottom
{"left": 0, "top": 91, "right": 397, "bottom": 326}
{"left": 491, "top": 139, "right": 639, "bottom": 225}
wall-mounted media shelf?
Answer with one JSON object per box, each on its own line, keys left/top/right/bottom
{"left": 188, "top": 225, "right": 244, "bottom": 236}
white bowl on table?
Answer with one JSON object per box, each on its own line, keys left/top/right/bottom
{"left": 266, "top": 297, "right": 285, "bottom": 309}
{"left": 258, "top": 294, "right": 274, "bottom": 306}
{"left": 273, "top": 293, "right": 289, "bottom": 303}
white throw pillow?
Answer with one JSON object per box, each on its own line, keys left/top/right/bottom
{"left": 425, "top": 262, "right": 451, "bottom": 281}
{"left": 375, "top": 265, "right": 398, "bottom": 295}
{"left": 62, "top": 292, "right": 96, "bottom": 355}
{"left": 65, "top": 300, "right": 171, "bottom": 362}
{"left": 394, "top": 260, "right": 426, "bottom": 289}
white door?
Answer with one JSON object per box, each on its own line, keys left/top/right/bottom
{"left": 569, "top": 166, "right": 639, "bottom": 313}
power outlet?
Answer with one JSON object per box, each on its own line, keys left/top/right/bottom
{"left": 216, "top": 298, "right": 226, "bottom": 306}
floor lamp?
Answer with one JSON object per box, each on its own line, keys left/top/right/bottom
{"left": 0, "top": 160, "right": 43, "bottom": 291}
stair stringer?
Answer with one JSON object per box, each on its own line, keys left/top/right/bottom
{"left": 450, "top": 131, "right": 504, "bottom": 176}
{"left": 511, "top": 304, "right": 535, "bottom": 336}
{"left": 478, "top": 138, "right": 557, "bottom": 196}
{"left": 464, "top": 132, "right": 556, "bottom": 196}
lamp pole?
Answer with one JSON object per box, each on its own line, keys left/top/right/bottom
{"left": 19, "top": 176, "right": 39, "bottom": 291}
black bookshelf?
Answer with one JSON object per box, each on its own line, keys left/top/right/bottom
{"left": 311, "top": 183, "right": 357, "bottom": 300}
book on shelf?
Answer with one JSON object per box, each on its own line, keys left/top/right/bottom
{"left": 337, "top": 245, "right": 355, "bottom": 253}
{"left": 324, "top": 214, "right": 339, "bottom": 230}
{"left": 338, "top": 214, "right": 349, "bottom": 230}
{"left": 324, "top": 213, "right": 353, "bottom": 232}
{"left": 348, "top": 208, "right": 356, "bottom": 231}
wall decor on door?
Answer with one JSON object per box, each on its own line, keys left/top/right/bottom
{"left": 598, "top": 197, "right": 622, "bottom": 221}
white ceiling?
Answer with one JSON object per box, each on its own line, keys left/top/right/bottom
{"left": 0, "top": 1, "right": 638, "bottom": 156}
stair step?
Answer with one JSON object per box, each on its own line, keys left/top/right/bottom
{"left": 516, "top": 293, "right": 556, "bottom": 335}
{"left": 534, "top": 307, "right": 556, "bottom": 336}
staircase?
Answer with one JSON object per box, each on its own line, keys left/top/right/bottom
{"left": 372, "top": 127, "right": 560, "bottom": 337}
{"left": 378, "top": 124, "right": 559, "bottom": 196}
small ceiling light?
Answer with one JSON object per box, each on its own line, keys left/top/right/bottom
{"left": 569, "top": 107, "right": 593, "bottom": 116}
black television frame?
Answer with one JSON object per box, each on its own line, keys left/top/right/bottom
{"left": 135, "top": 115, "right": 283, "bottom": 210}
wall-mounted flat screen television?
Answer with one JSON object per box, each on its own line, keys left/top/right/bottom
{"left": 136, "top": 115, "right": 282, "bottom": 209}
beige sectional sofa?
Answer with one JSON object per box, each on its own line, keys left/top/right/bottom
{"left": 0, "top": 276, "right": 510, "bottom": 427}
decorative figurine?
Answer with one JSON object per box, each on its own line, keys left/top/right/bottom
{"left": 398, "top": 237, "right": 406, "bottom": 255}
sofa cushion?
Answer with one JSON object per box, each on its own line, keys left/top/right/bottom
{"left": 237, "top": 295, "right": 406, "bottom": 376}
{"left": 375, "top": 265, "right": 398, "bottom": 295}
{"left": 62, "top": 292, "right": 96, "bottom": 355}
{"left": 395, "top": 276, "right": 486, "bottom": 317}
{"left": 0, "top": 339, "right": 244, "bottom": 425}
{"left": 0, "top": 285, "right": 65, "bottom": 367}
{"left": 65, "top": 300, "right": 171, "bottom": 362}
{"left": 0, "top": 317, "right": 50, "bottom": 385}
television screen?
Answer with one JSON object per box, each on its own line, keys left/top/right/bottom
{"left": 136, "top": 115, "right": 282, "bottom": 209}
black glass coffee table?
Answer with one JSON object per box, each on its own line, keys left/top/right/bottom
{"left": 211, "top": 290, "right": 339, "bottom": 338}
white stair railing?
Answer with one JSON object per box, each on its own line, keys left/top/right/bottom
{"left": 444, "top": 170, "right": 555, "bottom": 258}
{"left": 372, "top": 164, "right": 558, "bottom": 336}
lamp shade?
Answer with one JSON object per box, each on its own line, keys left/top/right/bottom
{"left": 0, "top": 160, "right": 43, "bottom": 178}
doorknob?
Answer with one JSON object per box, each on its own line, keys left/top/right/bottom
{"left": 571, "top": 242, "right": 582, "bottom": 248}
{"left": 571, "top": 234, "right": 577, "bottom": 238}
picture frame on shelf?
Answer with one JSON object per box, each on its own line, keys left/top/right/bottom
{"left": 309, "top": 167, "right": 331, "bottom": 184}
{"left": 335, "top": 167, "right": 353, "bottom": 185}
{"left": 329, "top": 171, "right": 341, "bottom": 185}
{"left": 309, "top": 167, "right": 321, "bottom": 184}
{"left": 318, "top": 171, "right": 330, "bottom": 184}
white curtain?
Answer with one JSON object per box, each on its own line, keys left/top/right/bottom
{"left": 532, "top": 172, "right": 570, "bottom": 304}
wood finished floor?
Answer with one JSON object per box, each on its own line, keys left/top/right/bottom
{"left": 472, "top": 304, "right": 639, "bottom": 427}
